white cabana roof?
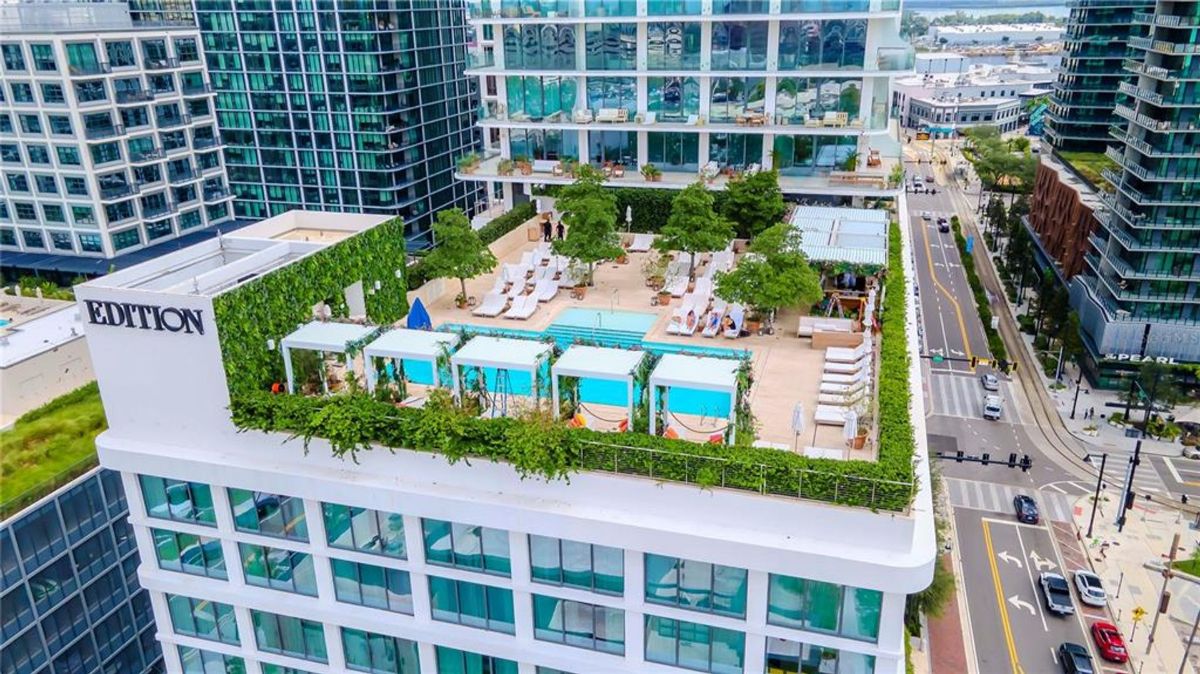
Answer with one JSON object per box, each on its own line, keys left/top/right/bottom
{"left": 364, "top": 328, "right": 459, "bottom": 362}
{"left": 649, "top": 353, "right": 740, "bottom": 394}
{"left": 281, "top": 321, "right": 374, "bottom": 353}
{"left": 552, "top": 345, "right": 645, "bottom": 381}
{"left": 450, "top": 335, "right": 553, "bottom": 371}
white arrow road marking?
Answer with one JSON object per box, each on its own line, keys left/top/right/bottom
{"left": 1030, "top": 550, "right": 1057, "bottom": 572}
{"left": 1008, "top": 595, "right": 1036, "bottom": 616}
{"left": 951, "top": 349, "right": 965, "bottom": 356}
{"left": 998, "top": 550, "right": 1023, "bottom": 568}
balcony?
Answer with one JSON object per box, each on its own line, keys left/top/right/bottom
{"left": 1132, "top": 11, "right": 1200, "bottom": 27}
{"left": 144, "top": 57, "right": 180, "bottom": 70}
{"left": 1118, "top": 81, "right": 1164, "bottom": 106}
{"left": 130, "top": 147, "right": 165, "bottom": 163}
{"left": 157, "top": 114, "right": 193, "bottom": 130}
{"left": 68, "top": 62, "right": 111, "bottom": 76}
{"left": 203, "top": 185, "right": 232, "bottom": 201}
{"left": 1128, "top": 36, "right": 1200, "bottom": 55}
{"left": 193, "top": 135, "right": 225, "bottom": 150}
{"left": 116, "top": 89, "right": 155, "bottom": 104}
{"left": 84, "top": 124, "right": 125, "bottom": 140}
{"left": 1113, "top": 104, "right": 1176, "bottom": 132}
{"left": 141, "top": 201, "right": 177, "bottom": 218}
{"left": 479, "top": 108, "right": 887, "bottom": 135}
{"left": 468, "top": 0, "right": 898, "bottom": 19}
{"left": 168, "top": 166, "right": 198, "bottom": 184}
{"left": 181, "top": 83, "right": 214, "bottom": 96}
{"left": 99, "top": 184, "right": 137, "bottom": 201}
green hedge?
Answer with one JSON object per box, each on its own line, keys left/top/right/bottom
{"left": 611, "top": 187, "right": 728, "bottom": 233}
{"left": 406, "top": 203, "right": 537, "bottom": 290}
{"left": 214, "top": 218, "right": 411, "bottom": 397}
{"left": 951, "top": 218, "right": 1008, "bottom": 362}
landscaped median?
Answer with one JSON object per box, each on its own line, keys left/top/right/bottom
{"left": 220, "top": 218, "right": 917, "bottom": 512}
{"left": 950, "top": 216, "right": 1008, "bottom": 362}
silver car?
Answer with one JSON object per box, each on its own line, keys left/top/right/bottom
{"left": 980, "top": 373, "right": 1000, "bottom": 391}
{"left": 1073, "top": 570, "right": 1106, "bottom": 607}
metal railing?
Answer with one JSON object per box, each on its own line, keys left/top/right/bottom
{"left": 84, "top": 124, "right": 125, "bottom": 140}
{"left": 144, "top": 57, "right": 180, "bottom": 70}
{"left": 99, "top": 183, "right": 136, "bottom": 200}
{"left": 115, "top": 89, "right": 154, "bottom": 104}
{"left": 0, "top": 454, "right": 98, "bottom": 521}
{"left": 68, "top": 61, "right": 110, "bottom": 76}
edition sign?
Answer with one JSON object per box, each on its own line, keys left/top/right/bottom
{"left": 84, "top": 300, "right": 205, "bottom": 335}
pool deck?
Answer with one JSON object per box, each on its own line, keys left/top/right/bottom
{"left": 420, "top": 234, "right": 878, "bottom": 461}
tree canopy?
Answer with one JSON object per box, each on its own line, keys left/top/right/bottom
{"left": 961, "top": 126, "right": 1037, "bottom": 195}
{"left": 422, "top": 208, "right": 497, "bottom": 300}
{"left": 714, "top": 223, "right": 822, "bottom": 317}
{"left": 656, "top": 181, "right": 735, "bottom": 279}
{"left": 552, "top": 165, "right": 622, "bottom": 283}
{"left": 720, "top": 169, "right": 787, "bottom": 239}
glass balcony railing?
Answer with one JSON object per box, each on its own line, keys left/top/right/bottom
{"left": 874, "top": 45, "right": 915, "bottom": 72}
{"left": 1133, "top": 11, "right": 1200, "bottom": 27}
{"left": 68, "top": 62, "right": 111, "bottom": 76}
{"left": 99, "top": 184, "right": 136, "bottom": 200}
{"left": 84, "top": 124, "right": 125, "bottom": 140}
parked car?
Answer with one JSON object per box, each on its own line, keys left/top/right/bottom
{"left": 1041, "top": 572, "right": 1075, "bottom": 615}
{"left": 980, "top": 373, "right": 1000, "bottom": 391}
{"left": 1058, "top": 642, "right": 1095, "bottom": 674}
{"left": 1014, "top": 494, "right": 1039, "bottom": 524}
{"left": 1090, "top": 621, "right": 1128, "bottom": 663}
{"left": 1073, "top": 570, "right": 1107, "bottom": 607}
{"left": 921, "top": 210, "right": 932, "bottom": 221}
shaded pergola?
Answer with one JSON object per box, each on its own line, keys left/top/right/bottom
{"left": 363, "top": 328, "right": 460, "bottom": 393}
{"left": 551, "top": 345, "right": 646, "bottom": 429}
{"left": 649, "top": 353, "right": 741, "bottom": 444}
{"left": 281, "top": 321, "right": 376, "bottom": 394}
{"left": 450, "top": 336, "right": 554, "bottom": 418}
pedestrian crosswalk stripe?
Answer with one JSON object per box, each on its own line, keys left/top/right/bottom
{"left": 945, "top": 477, "right": 1075, "bottom": 523}
{"left": 928, "top": 372, "right": 1027, "bottom": 423}
{"left": 1086, "top": 451, "right": 1165, "bottom": 494}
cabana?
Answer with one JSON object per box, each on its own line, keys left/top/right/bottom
{"left": 648, "top": 353, "right": 741, "bottom": 444}
{"left": 550, "top": 345, "right": 646, "bottom": 430}
{"left": 281, "top": 321, "right": 376, "bottom": 394}
{"left": 362, "top": 328, "right": 460, "bottom": 395}
{"left": 450, "top": 335, "right": 554, "bottom": 418}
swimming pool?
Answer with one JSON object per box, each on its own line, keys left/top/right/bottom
{"left": 552, "top": 308, "right": 658, "bottom": 333}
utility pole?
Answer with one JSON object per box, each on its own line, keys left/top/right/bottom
{"left": 1087, "top": 453, "right": 1107, "bottom": 539}
{"left": 1070, "top": 366, "right": 1085, "bottom": 419}
{"left": 1146, "top": 532, "right": 1181, "bottom": 655}
{"left": 1179, "top": 609, "right": 1199, "bottom": 674}
{"left": 1117, "top": 439, "right": 1142, "bottom": 533}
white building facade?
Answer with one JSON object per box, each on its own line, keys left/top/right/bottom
{"left": 0, "top": 2, "right": 234, "bottom": 260}
{"left": 891, "top": 66, "right": 1053, "bottom": 130}
{"left": 459, "top": 0, "right": 914, "bottom": 204}
{"left": 77, "top": 208, "right": 936, "bottom": 674}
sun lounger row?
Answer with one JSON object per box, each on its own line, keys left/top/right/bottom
{"left": 628, "top": 233, "right": 654, "bottom": 252}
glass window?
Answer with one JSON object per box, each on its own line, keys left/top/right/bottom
{"left": 533, "top": 594, "right": 625, "bottom": 654}
{"left": 341, "top": 627, "right": 420, "bottom": 674}
{"left": 35, "top": 174, "right": 57, "bottom": 194}
{"left": 644, "top": 615, "right": 745, "bottom": 673}
{"left": 778, "top": 20, "right": 867, "bottom": 70}
{"left": 252, "top": 609, "right": 328, "bottom": 663}
{"left": 586, "top": 76, "right": 636, "bottom": 114}
{"left": 167, "top": 594, "right": 239, "bottom": 645}
{"left": 502, "top": 24, "right": 577, "bottom": 70}
{"left": 19, "top": 114, "right": 41, "bottom": 134}
{"left": 772, "top": 135, "right": 856, "bottom": 177}
{"left": 709, "top": 133, "right": 763, "bottom": 170}
{"left": 645, "top": 554, "right": 747, "bottom": 617}
{"left": 106, "top": 41, "right": 136, "bottom": 68}
{"left": 435, "top": 646, "right": 518, "bottom": 674}
{"left": 6, "top": 173, "right": 28, "bottom": 192}
{"left": 505, "top": 75, "right": 577, "bottom": 121}
{"left": 709, "top": 77, "right": 766, "bottom": 123}
{"left": 530, "top": 535, "right": 623, "bottom": 595}
{"left": 74, "top": 80, "right": 107, "bottom": 103}
{"left": 178, "top": 646, "right": 245, "bottom": 674}
{"left": 422, "top": 518, "right": 511, "bottom": 576}
{"left": 646, "top": 132, "right": 700, "bottom": 172}
{"left": 588, "top": 130, "right": 637, "bottom": 166}
{"left": 48, "top": 115, "right": 72, "bottom": 134}
{"left": 774, "top": 77, "right": 863, "bottom": 126}
{"left": 765, "top": 637, "right": 876, "bottom": 674}
{"left": 71, "top": 529, "right": 116, "bottom": 583}
{"left": 711, "top": 22, "right": 768, "bottom": 70}
{"left": 322, "top": 502, "right": 406, "bottom": 558}
{"left": 228, "top": 488, "right": 308, "bottom": 541}
{"left": 10, "top": 82, "right": 33, "bottom": 103}
{"left": 26, "top": 145, "right": 49, "bottom": 164}
{"left": 713, "top": 0, "right": 769, "bottom": 12}
{"left": 44, "top": 206, "right": 67, "bottom": 226}
{"left": 647, "top": 22, "right": 701, "bottom": 70}
{"left": 29, "top": 44, "right": 55, "bottom": 71}
{"left": 331, "top": 558, "right": 413, "bottom": 614}
{"left": 64, "top": 176, "right": 87, "bottom": 196}
{"left": 29, "top": 556, "right": 77, "bottom": 614}
{"left": 12, "top": 501, "right": 65, "bottom": 571}
{"left": 90, "top": 141, "right": 122, "bottom": 165}
{"left": 139, "top": 475, "right": 216, "bottom": 525}
{"left": 65, "top": 43, "right": 100, "bottom": 75}
{"left": 648, "top": 77, "right": 700, "bottom": 121}
{"left": 586, "top": 23, "right": 636, "bottom": 70}
{"left": 1, "top": 582, "right": 35, "bottom": 641}
{"left": 239, "top": 543, "right": 317, "bottom": 596}
{"left": 767, "top": 573, "right": 881, "bottom": 641}
{"left": 56, "top": 145, "right": 81, "bottom": 165}
{"left": 428, "top": 575, "right": 515, "bottom": 634}
{"left": 152, "top": 528, "right": 227, "bottom": 579}
{"left": 174, "top": 37, "right": 199, "bottom": 62}
{"left": 41, "top": 83, "right": 64, "bottom": 104}
{"left": 78, "top": 232, "right": 102, "bottom": 250}
{"left": 0, "top": 144, "right": 17, "bottom": 162}
{"left": 509, "top": 128, "right": 578, "bottom": 162}
{"left": 2, "top": 44, "right": 25, "bottom": 70}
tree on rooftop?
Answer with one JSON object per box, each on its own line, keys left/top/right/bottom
{"left": 714, "top": 223, "right": 822, "bottom": 320}
{"left": 721, "top": 169, "right": 786, "bottom": 239}
{"left": 553, "top": 165, "right": 622, "bottom": 285}
{"left": 423, "top": 207, "right": 497, "bottom": 303}
{"left": 657, "top": 181, "right": 735, "bottom": 279}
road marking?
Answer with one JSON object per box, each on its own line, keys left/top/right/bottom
{"left": 1030, "top": 550, "right": 1056, "bottom": 572}
{"left": 983, "top": 520, "right": 1025, "bottom": 674}
{"left": 918, "top": 213, "right": 975, "bottom": 367}
{"left": 998, "top": 550, "right": 1023, "bottom": 567}
{"left": 1008, "top": 594, "right": 1036, "bottom": 615}
{"left": 1163, "top": 456, "right": 1200, "bottom": 487}
{"left": 1014, "top": 522, "right": 1050, "bottom": 632}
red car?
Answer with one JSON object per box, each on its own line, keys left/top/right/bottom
{"left": 1091, "top": 621, "right": 1128, "bottom": 663}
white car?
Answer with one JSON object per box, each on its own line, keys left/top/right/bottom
{"left": 1073, "top": 570, "right": 1107, "bottom": 607}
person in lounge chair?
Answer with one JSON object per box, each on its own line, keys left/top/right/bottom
{"left": 704, "top": 311, "right": 720, "bottom": 335}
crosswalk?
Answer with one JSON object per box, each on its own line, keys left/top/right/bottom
{"left": 1085, "top": 446, "right": 1166, "bottom": 495}
{"left": 945, "top": 477, "right": 1076, "bottom": 523}
{"left": 927, "top": 371, "right": 1027, "bottom": 423}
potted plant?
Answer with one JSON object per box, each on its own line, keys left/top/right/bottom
{"left": 560, "top": 156, "right": 577, "bottom": 177}
{"left": 641, "top": 163, "right": 662, "bottom": 183}
{"left": 641, "top": 250, "right": 667, "bottom": 288}
{"left": 841, "top": 150, "right": 859, "bottom": 172}
{"left": 514, "top": 154, "right": 532, "bottom": 175}
{"left": 456, "top": 152, "right": 480, "bottom": 174}
{"left": 498, "top": 158, "right": 515, "bottom": 176}
{"left": 568, "top": 260, "right": 589, "bottom": 299}
{"left": 851, "top": 417, "right": 869, "bottom": 449}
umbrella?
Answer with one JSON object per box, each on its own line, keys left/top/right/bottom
{"left": 406, "top": 297, "right": 432, "bottom": 331}
{"left": 843, "top": 409, "right": 858, "bottom": 444}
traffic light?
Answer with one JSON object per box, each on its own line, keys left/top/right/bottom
{"left": 1008, "top": 453, "right": 1018, "bottom": 468}
{"left": 955, "top": 450, "right": 964, "bottom": 463}
{"left": 969, "top": 356, "right": 978, "bottom": 368}
{"left": 996, "top": 359, "right": 1008, "bottom": 373}
{"left": 1125, "top": 490, "right": 1137, "bottom": 511}
{"left": 1019, "top": 455, "right": 1032, "bottom": 472}
{"left": 982, "top": 452, "right": 991, "bottom": 466}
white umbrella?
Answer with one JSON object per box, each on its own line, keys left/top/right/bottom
{"left": 842, "top": 409, "right": 858, "bottom": 444}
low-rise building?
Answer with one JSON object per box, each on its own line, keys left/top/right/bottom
{"left": 892, "top": 65, "right": 1054, "bottom": 131}
{"left": 0, "top": 294, "right": 91, "bottom": 427}
{"left": 905, "top": 96, "right": 1022, "bottom": 134}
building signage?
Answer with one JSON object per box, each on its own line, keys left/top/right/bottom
{"left": 84, "top": 300, "right": 205, "bottom": 335}
{"left": 1103, "top": 353, "right": 1178, "bottom": 365}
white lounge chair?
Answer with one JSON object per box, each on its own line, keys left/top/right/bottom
{"left": 701, "top": 300, "right": 728, "bottom": 338}
{"left": 573, "top": 109, "right": 593, "bottom": 124}
{"left": 723, "top": 305, "right": 745, "bottom": 338}
{"left": 629, "top": 233, "right": 654, "bottom": 252}
{"left": 503, "top": 262, "right": 531, "bottom": 285}
{"left": 824, "top": 357, "right": 871, "bottom": 375}
{"left": 692, "top": 277, "right": 713, "bottom": 301}
{"left": 533, "top": 277, "right": 558, "bottom": 302}
{"left": 666, "top": 294, "right": 704, "bottom": 335}
{"left": 820, "top": 379, "right": 867, "bottom": 396}
{"left": 503, "top": 294, "right": 538, "bottom": 320}
{"left": 818, "top": 390, "right": 865, "bottom": 406}
{"left": 472, "top": 292, "right": 508, "bottom": 317}
{"left": 663, "top": 273, "right": 689, "bottom": 298}
{"left": 814, "top": 405, "right": 849, "bottom": 426}
{"left": 826, "top": 339, "right": 871, "bottom": 364}
{"left": 823, "top": 370, "right": 868, "bottom": 385}
{"left": 506, "top": 279, "right": 528, "bottom": 298}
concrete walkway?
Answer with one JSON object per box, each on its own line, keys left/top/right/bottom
{"left": 1073, "top": 491, "right": 1200, "bottom": 673}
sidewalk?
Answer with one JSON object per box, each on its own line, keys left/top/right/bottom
{"left": 926, "top": 558, "right": 969, "bottom": 674}
{"left": 1073, "top": 492, "right": 1200, "bottom": 674}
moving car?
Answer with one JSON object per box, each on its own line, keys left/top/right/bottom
{"left": 921, "top": 210, "right": 932, "bottom": 221}
{"left": 1058, "top": 642, "right": 1095, "bottom": 674}
{"left": 982, "top": 394, "right": 1003, "bottom": 420}
{"left": 1013, "top": 494, "right": 1039, "bottom": 524}
{"left": 937, "top": 217, "right": 950, "bottom": 233}
{"left": 1041, "top": 572, "right": 1075, "bottom": 615}
{"left": 980, "top": 373, "right": 1000, "bottom": 391}
{"left": 925, "top": 174, "right": 935, "bottom": 183}
{"left": 1073, "top": 570, "right": 1106, "bottom": 606}
{"left": 1090, "top": 621, "right": 1128, "bottom": 663}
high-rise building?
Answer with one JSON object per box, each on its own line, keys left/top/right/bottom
{"left": 458, "top": 0, "right": 913, "bottom": 206}
{"left": 77, "top": 208, "right": 935, "bottom": 674}
{"left": 1044, "top": 0, "right": 1154, "bottom": 152}
{"left": 0, "top": 2, "right": 236, "bottom": 267}
{"left": 1070, "top": 0, "right": 1200, "bottom": 384}
{"left": 189, "top": 1, "right": 484, "bottom": 249}
{"left": 1, "top": 468, "right": 164, "bottom": 674}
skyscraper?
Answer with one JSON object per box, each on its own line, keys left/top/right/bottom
{"left": 1044, "top": 0, "right": 1154, "bottom": 153}
{"left": 190, "top": 1, "right": 485, "bottom": 249}
{"left": 0, "top": 1, "right": 235, "bottom": 267}
{"left": 1071, "top": 0, "right": 1200, "bottom": 383}
{"left": 458, "top": 0, "right": 913, "bottom": 206}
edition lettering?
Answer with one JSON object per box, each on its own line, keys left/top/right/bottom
{"left": 85, "top": 300, "right": 205, "bottom": 335}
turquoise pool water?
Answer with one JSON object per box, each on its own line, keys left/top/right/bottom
{"left": 0, "top": 318, "right": 9, "bottom": 327}
{"left": 553, "top": 308, "right": 658, "bottom": 333}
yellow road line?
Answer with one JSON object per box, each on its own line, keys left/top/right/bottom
{"left": 919, "top": 214, "right": 976, "bottom": 368}
{"left": 982, "top": 520, "right": 1024, "bottom": 674}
